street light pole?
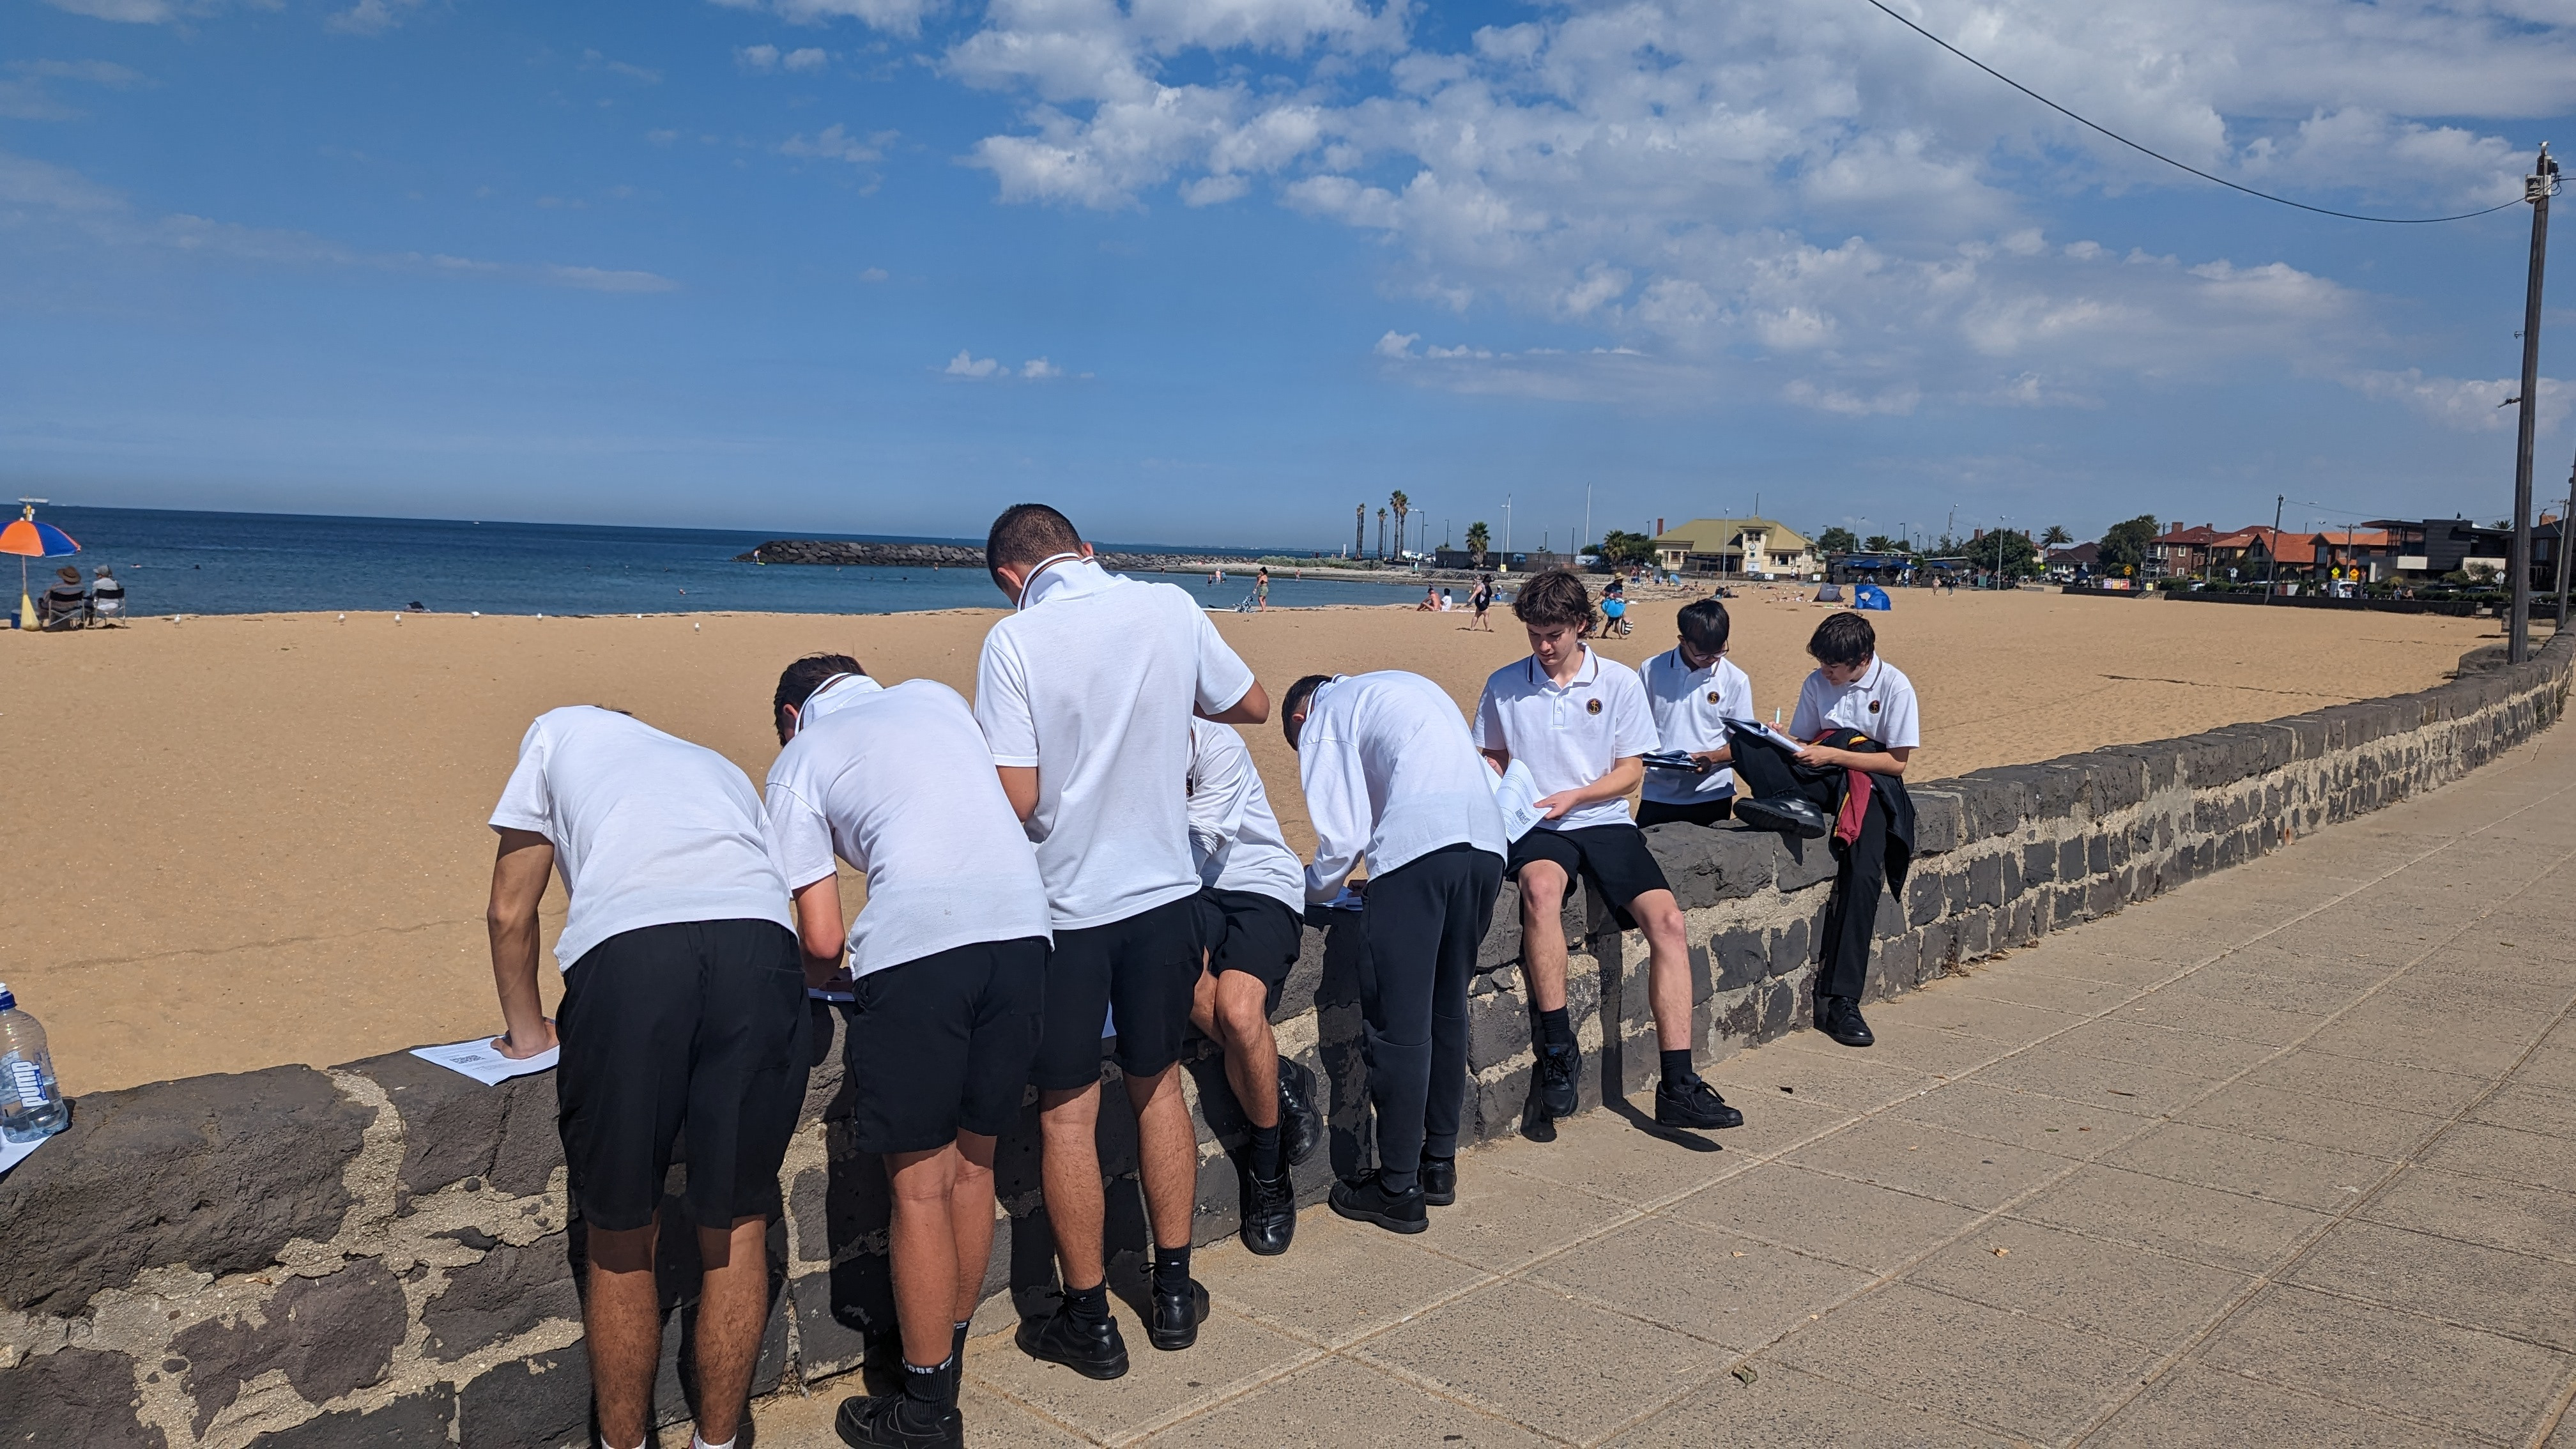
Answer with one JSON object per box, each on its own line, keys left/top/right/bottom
{"left": 2509, "top": 142, "right": 2558, "bottom": 665}
{"left": 2264, "top": 494, "right": 2285, "bottom": 602}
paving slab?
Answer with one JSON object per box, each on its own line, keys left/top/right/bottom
{"left": 2285, "top": 1219, "right": 2576, "bottom": 1351}
{"left": 2175, "top": 1080, "right": 2451, "bottom": 1160}
{"left": 964, "top": 1305, "right": 1317, "bottom": 1446}
{"left": 2357, "top": 1165, "right": 2576, "bottom": 1264}
{"left": 1195, "top": 1208, "right": 1491, "bottom": 1349}
{"left": 1410, "top": 1156, "right": 1636, "bottom": 1275}
{"left": 2239, "top": 1048, "right": 2494, "bottom": 1116}
{"left": 2416, "top": 1121, "right": 2576, "bottom": 1194}
{"left": 1875, "top": 1078, "right": 2143, "bottom": 1158}
{"left": 2085, "top": 1362, "right": 2484, "bottom": 1449}
{"left": 2195, "top": 1284, "right": 2575, "bottom": 1445}
{"left": 1669, "top": 1163, "right": 1983, "bottom": 1274}
{"left": 1904, "top": 1219, "right": 2253, "bottom": 1349}
{"left": 1782, "top": 1116, "right": 2071, "bottom": 1213}
{"left": 1606, "top": 1362, "right": 2014, "bottom": 1448}
{"left": 2007, "top": 1163, "right": 2335, "bottom": 1274}
{"left": 2102, "top": 1121, "right": 2395, "bottom": 1212}
{"left": 1138, "top": 1354, "right": 1544, "bottom": 1448}
{"left": 1522, "top": 1215, "right": 1873, "bottom": 1351}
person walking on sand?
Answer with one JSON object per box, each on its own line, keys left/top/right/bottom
{"left": 484, "top": 706, "right": 806, "bottom": 1449}
{"left": 1255, "top": 567, "right": 1270, "bottom": 611}
{"left": 1281, "top": 670, "right": 1506, "bottom": 1233}
{"left": 974, "top": 503, "right": 1268, "bottom": 1377}
{"left": 761, "top": 656, "right": 1054, "bottom": 1449}
{"left": 1468, "top": 574, "right": 1495, "bottom": 631}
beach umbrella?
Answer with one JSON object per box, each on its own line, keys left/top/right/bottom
{"left": 3, "top": 500, "right": 80, "bottom": 631}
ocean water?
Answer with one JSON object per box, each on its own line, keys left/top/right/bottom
{"left": 10, "top": 507, "right": 1419, "bottom": 617}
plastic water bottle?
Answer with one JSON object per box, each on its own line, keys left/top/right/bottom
{"left": 0, "top": 984, "right": 68, "bottom": 1143}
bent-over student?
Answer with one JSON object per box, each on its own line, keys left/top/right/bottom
{"left": 485, "top": 706, "right": 806, "bottom": 1449}
{"left": 1639, "top": 598, "right": 1754, "bottom": 827}
{"left": 1184, "top": 718, "right": 1324, "bottom": 1256}
{"left": 762, "top": 657, "right": 1054, "bottom": 1449}
{"left": 1729, "top": 611, "right": 1918, "bottom": 1049}
{"left": 1471, "top": 569, "right": 1742, "bottom": 1131}
{"left": 1284, "top": 670, "right": 1506, "bottom": 1233}
{"left": 974, "top": 504, "right": 1268, "bottom": 1378}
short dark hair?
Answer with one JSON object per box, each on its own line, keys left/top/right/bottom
{"left": 1677, "top": 598, "right": 1731, "bottom": 656}
{"left": 774, "top": 652, "right": 864, "bottom": 739}
{"left": 985, "top": 504, "right": 1082, "bottom": 579}
{"left": 1281, "top": 673, "right": 1331, "bottom": 749}
{"left": 1807, "top": 611, "right": 1876, "bottom": 667}
{"left": 1510, "top": 569, "right": 1595, "bottom": 633}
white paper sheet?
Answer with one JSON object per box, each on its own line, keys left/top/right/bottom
{"left": 1730, "top": 717, "right": 1808, "bottom": 754}
{"left": 0, "top": 1131, "right": 47, "bottom": 1177}
{"left": 409, "top": 1036, "right": 560, "bottom": 1087}
{"left": 1490, "top": 758, "right": 1546, "bottom": 841}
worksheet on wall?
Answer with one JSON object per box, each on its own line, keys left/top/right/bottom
{"left": 0, "top": 1133, "right": 44, "bottom": 1179}
{"left": 410, "top": 1036, "right": 560, "bottom": 1087}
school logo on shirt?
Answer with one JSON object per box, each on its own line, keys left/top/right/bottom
{"left": 1869, "top": 700, "right": 1881, "bottom": 713}
{"left": 1586, "top": 698, "right": 1603, "bottom": 715}
{"left": 1706, "top": 691, "right": 1720, "bottom": 703}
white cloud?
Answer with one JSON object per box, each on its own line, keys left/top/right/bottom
{"left": 945, "top": 349, "right": 1001, "bottom": 377}
{"left": 711, "top": 0, "right": 939, "bottom": 40}
{"left": 1373, "top": 330, "right": 1418, "bottom": 358}
{"left": 327, "top": 0, "right": 425, "bottom": 35}
{"left": 35, "top": 0, "right": 183, "bottom": 20}
{"left": 737, "top": 43, "right": 781, "bottom": 70}
{"left": 0, "top": 60, "right": 148, "bottom": 121}
{"left": 583, "top": 50, "right": 663, "bottom": 84}
{"left": 783, "top": 46, "right": 829, "bottom": 71}
{"left": 859, "top": 266, "right": 889, "bottom": 281}
{"left": 780, "top": 123, "right": 893, "bottom": 164}
{"left": 2349, "top": 370, "right": 2566, "bottom": 433}
{"left": 1022, "top": 356, "right": 1063, "bottom": 378}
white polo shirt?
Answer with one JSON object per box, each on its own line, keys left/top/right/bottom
{"left": 1641, "top": 650, "right": 1756, "bottom": 804}
{"left": 489, "top": 706, "right": 792, "bottom": 970}
{"left": 1470, "top": 646, "right": 1659, "bottom": 831}
{"left": 1790, "top": 657, "right": 1921, "bottom": 749}
{"left": 764, "top": 678, "right": 1052, "bottom": 979}
{"left": 1298, "top": 671, "right": 1508, "bottom": 900}
{"left": 1185, "top": 719, "right": 1306, "bottom": 916}
{"left": 974, "top": 557, "right": 1259, "bottom": 930}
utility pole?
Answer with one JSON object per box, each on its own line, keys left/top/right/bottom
{"left": 1583, "top": 484, "right": 1593, "bottom": 565}
{"left": 2556, "top": 460, "right": 2576, "bottom": 632}
{"left": 2264, "top": 494, "right": 2285, "bottom": 602}
{"left": 2510, "top": 141, "right": 2559, "bottom": 664}
{"left": 1504, "top": 495, "right": 1512, "bottom": 556}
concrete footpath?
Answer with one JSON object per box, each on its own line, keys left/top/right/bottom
{"left": 761, "top": 724, "right": 2576, "bottom": 1448}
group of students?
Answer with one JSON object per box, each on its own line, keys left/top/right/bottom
{"left": 480, "top": 504, "right": 1919, "bottom": 1449}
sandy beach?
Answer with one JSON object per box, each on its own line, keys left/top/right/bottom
{"left": 0, "top": 588, "right": 2491, "bottom": 1092}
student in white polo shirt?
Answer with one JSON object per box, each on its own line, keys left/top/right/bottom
{"left": 484, "top": 706, "right": 804, "bottom": 1449}
{"left": 1639, "top": 598, "right": 1754, "bottom": 828}
{"left": 1282, "top": 670, "right": 1506, "bottom": 1234}
{"left": 1470, "top": 570, "right": 1742, "bottom": 1133}
{"left": 760, "top": 655, "right": 1053, "bottom": 1449}
{"left": 1183, "top": 718, "right": 1322, "bottom": 1257}
{"left": 974, "top": 504, "right": 1268, "bottom": 1378}
{"left": 1729, "top": 610, "right": 1920, "bottom": 1050}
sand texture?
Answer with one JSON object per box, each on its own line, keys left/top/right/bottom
{"left": 0, "top": 588, "right": 2488, "bottom": 1091}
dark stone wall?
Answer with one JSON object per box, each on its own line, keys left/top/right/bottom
{"left": 1, "top": 634, "right": 2563, "bottom": 1446}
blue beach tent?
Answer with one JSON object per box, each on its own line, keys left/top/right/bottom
{"left": 1853, "top": 583, "right": 1892, "bottom": 611}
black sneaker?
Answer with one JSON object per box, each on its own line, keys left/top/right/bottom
{"left": 1147, "top": 1276, "right": 1210, "bottom": 1351}
{"left": 1655, "top": 1076, "right": 1744, "bottom": 1130}
{"left": 1736, "top": 795, "right": 1831, "bottom": 839}
{"left": 1239, "top": 1165, "right": 1296, "bottom": 1256}
{"left": 1817, "top": 995, "right": 1876, "bottom": 1048}
{"left": 1330, "top": 1174, "right": 1427, "bottom": 1234}
{"left": 1419, "top": 1154, "right": 1457, "bottom": 1207}
{"left": 836, "top": 1393, "right": 963, "bottom": 1449}
{"left": 1015, "top": 1302, "right": 1128, "bottom": 1380}
{"left": 1276, "top": 1056, "right": 1323, "bottom": 1168}
{"left": 1536, "top": 1040, "right": 1582, "bottom": 1120}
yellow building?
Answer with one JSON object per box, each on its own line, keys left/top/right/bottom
{"left": 1650, "top": 518, "right": 1818, "bottom": 577}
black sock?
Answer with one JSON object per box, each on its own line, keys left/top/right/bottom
{"left": 1380, "top": 1165, "right": 1419, "bottom": 1195}
{"left": 1660, "top": 1048, "right": 1696, "bottom": 1087}
{"left": 1540, "top": 1007, "right": 1574, "bottom": 1047}
{"left": 1151, "top": 1245, "right": 1192, "bottom": 1292}
{"left": 1064, "top": 1281, "right": 1109, "bottom": 1324}
{"left": 901, "top": 1355, "right": 951, "bottom": 1409}
{"left": 950, "top": 1320, "right": 969, "bottom": 1372}
{"left": 1248, "top": 1123, "right": 1282, "bottom": 1179}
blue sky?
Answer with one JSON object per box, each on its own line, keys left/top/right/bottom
{"left": 2, "top": 0, "right": 2572, "bottom": 551}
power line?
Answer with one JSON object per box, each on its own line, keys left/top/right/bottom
{"left": 1853, "top": 0, "right": 2527, "bottom": 225}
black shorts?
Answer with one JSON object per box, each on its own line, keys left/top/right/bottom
{"left": 846, "top": 937, "right": 1048, "bottom": 1154}
{"left": 1505, "top": 823, "right": 1674, "bottom": 923}
{"left": 1637, "top": 797, "right": 1735, "bottom": 829}
{"left": 556, "top": 919, "right": 810, "bottom": 1233}
{"left": 1192, "top": 887, "right": 1302, "bottom": 1011}
{"left": 1031, "top": 894, "right": 1202, "bottom": 1091}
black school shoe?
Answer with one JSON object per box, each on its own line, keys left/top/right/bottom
{"left": 1536, "top": 1040, "right": 1583, "bottom": 1120}
{"left": 1816, "top": 995, "right": 1876, "bottom": 1048}
{"left": 1277, "top": 1056, "right": 1323, "bottom": 1167}
{"left": 1655, "top": 1076, "right": 1744, "bottom": 1130}
{"left": 1330, "top": 1174, "right": 1428, "bottom": 1234}
{"left": 836, "top": 1393, "right": 963, "bottom": 1449}
{"left": 1736, "top": 795, "right": 1832, "bottom": 839}
{"left": 1147, "top": 1277, "right": 1211, "bottom": 1351}
{"left": 1239, "top": 1164, "right": 1296, "bottom": 1256}
{"left": 1016, "top": 1303, "right": 1129, "bottom": 1380}
{"left": 1419, "top": 1154, "right": 1457, "bottom": 1207}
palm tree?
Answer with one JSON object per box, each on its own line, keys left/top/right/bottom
{"left": 1354, "top": 503, "right": 1365, "bottom": 559}
{"left": 2041, "top": 525, "right": 2073, "bottom": 548}
{"left": 1390, "top": 490, "right": 1410, "bottom": 560}
{"left": 1377, "top": 507, "right": 1388, "bottom": 560}
{"left": 1466, "top": 520, "right": 1491, "bottom": 567}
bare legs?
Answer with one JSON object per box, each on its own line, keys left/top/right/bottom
{"left": 1518, "top": 866, "right": 1697, "bottom": 1052}
{"left": 586, "top": 1215, "right": 770, "bottom": 1448}
{"left": 884, "top": 1131, "right": 1001, "bottom": 1370}
{"left": 1190, "top": 964, "right": 1280, "bottom": 1132}
{"left": 1037, "top": 1067, "right": 1197, "bottom": 1292}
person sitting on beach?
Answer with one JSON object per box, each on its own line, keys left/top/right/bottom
{"left": 40, "top": 565, "right": 87, "bottom": 628}
{"left": 1184, "top": 717, "right": 1323, "bottom": 1257}
{"left": 1416, "top": 586, "right": 1441, "bottom": 611}
{"left": 762, "top": 655, "right": 1054, "bottom": 1448}
{"left": 1471, "top": 569, "right": 1741, "bottom": 1133}
{"left": 484, "top": 706, "right": 806, "bottom": 1449}
{"left": 1282, "top": 670, "right": 1506, "bottom": 1233}
{"left": 1728, "top": 611, "right": 1918, "bottom": 1052}
{"left": 1439, "top": 588, "right": 1455, "bottom": 611}
{"left": 88, "top": 565, "right": 125, "bottom": 622}
{"left": 1639, "top": 599, "right": 1753, "bottom": 828}
{"left": 975, "top": 503, "right": 1268, "bottom": 1376}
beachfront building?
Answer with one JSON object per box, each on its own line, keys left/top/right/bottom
{"left": 1650, "top": 518, "right": 1818, "bottom": 578}
{"left": 2149, "top": 523, "right": 2225, "bottom": 579}
{"left": 2362, "top": 518, "right": 2532, "bottom": 586}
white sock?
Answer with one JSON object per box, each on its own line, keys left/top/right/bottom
{"left": 692, "top": 1436, "right": 735, "bottom": 1449}
{"left": 601, "top": 1439, "right": 643, "bottom": 1449}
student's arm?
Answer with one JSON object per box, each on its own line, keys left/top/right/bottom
{"left": 1200, "top": 678, "right": 1270, "bottom": 726}
{"left": 1795, "top": 744, "right": 1911, "bottom": 776}
{"left": 997, "top": 766, "right": 1041, "bottom": 822}
{"left": 974, "top": 633, "right": 1044, "bottom": 822}
{"left": 791, "top": 877, "right": 848, "bottom": 987}
{"left": 1478, "top": 746, "right": 1512, "bottom": 775}
{"left": 1192, "top": 611, "right": 1269, "bottom": 724}
{"left": 1300, "top": 727, "right": 1372, "bottom": 901}
{"left": 1535, "top": 757, "right": 1646, "bottom": 818}
{"left": 487, "top": 829, "right": 558, "bottom": 1059}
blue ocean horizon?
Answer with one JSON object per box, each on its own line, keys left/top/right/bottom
{"left": 13, "top": 506, "right": 1422, "bottom": 618}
